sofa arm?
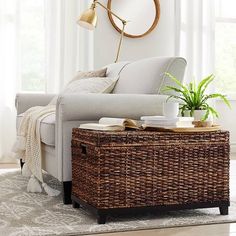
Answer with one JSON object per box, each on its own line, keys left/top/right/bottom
{"left": 15, "top": 93, "right": 56, "bottom": 115}
{"left": 57, "top": 94, "right": 168, "bottom": 121}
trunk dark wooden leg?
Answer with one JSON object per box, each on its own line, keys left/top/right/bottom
{"left": 219, "top": 206, "right": 229, "bottom": 215}
{"left": 72, "top": 200, "right": 80, "bottom": 209}
{"left": 63, "top": 181, "right": 72, "bottom": 204}
{"left": 97, "top": 214, "right": 107, "bottom": 224}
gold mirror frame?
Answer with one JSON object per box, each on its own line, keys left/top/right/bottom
{"left": 107, "top": 0, "right": 161, "bottom": 39}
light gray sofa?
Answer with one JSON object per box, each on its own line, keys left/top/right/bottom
{"left": 15, "top": 57, "right": 187, "bottom": 204}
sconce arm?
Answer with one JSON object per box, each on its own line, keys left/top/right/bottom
{"left": 94, "top": 0, "right": 127, "bottom": 24}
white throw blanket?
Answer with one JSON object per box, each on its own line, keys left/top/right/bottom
{"left": 12, "top": 105, "right": 60, "bottom": 197}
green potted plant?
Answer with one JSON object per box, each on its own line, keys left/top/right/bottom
{"left": 163, "top": 73, "right": 231, "bottom": 121}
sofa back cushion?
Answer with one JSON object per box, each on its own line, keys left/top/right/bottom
{"left": 105, "top": 61, "right": 130, "bottom": 78}
{"left": 157, "top": 57, "right": 187, "bottom": 95}
{"left": 112, "top": 57, "right": 187, "bottom": 94}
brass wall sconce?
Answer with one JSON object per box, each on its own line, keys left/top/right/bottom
{"left": 77, "top": 0, "right": 128, "bottom": 63}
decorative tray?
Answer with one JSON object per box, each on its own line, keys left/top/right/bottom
{"left": 145, "top": 125, "right": 221, "bottom": 133}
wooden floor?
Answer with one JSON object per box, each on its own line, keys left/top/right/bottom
{"left": 1, "top": 160, "right": 235, "bottom": 236}
{"left": 0, "top": 163, "right": 18, "bottom": 169}
{"left": 91, "top": 223, "right": 236, "bottom": 236}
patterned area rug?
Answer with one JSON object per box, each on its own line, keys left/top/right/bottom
{"left": 0, "top": 169, "right": 236, "bottom": 236}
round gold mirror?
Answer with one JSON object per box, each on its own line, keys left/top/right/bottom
{"left": 107, "top": 0, "right": 160, "bottom": 39}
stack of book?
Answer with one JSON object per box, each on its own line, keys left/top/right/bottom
{"left": 79, "top": 117, "right": 195, "bottom": 132}
{"left": 141, "top": 116, "right": 194, "bottom": 128}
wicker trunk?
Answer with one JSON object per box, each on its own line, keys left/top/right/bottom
{"left": 71, "top": 129, "right": 230, "bottom": 224}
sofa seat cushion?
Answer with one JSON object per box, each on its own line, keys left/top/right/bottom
{"left": 17, "top": 113, "right": 56, "bottom": 146}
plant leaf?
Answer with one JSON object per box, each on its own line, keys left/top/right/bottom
{"left": 162, "top": 86, "right": 183, "bottom": 93}
{"left": 203, "top": 94, "right": 231, "bottom": 108}
{"left": 166, "top": 95, "right": 187, "bottom": 103}
{"left": 164, "top": 72, "right": 189, "bottom": 93}
{"left": 198, "top": 74, "right": 214, "bottom": 94}
{"left": 208, "top": 106, "right": 219, "bottom": 118}
{"left": 202, "top": 108, "right": 210, "bottom": 121}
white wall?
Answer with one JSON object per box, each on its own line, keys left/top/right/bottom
{"left": 94, "top": 0, "right": 176, "bottom": 68}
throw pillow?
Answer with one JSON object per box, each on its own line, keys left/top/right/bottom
{"left": 69, "top": 68, "right": 107, "bottom": 83}
{"left": 63, "top": 77, "right": 117, "bottom": 94}
{"left": 48, "top": 68, "right": 108, "bottom": 105}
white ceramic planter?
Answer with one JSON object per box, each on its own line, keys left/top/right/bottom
{"left": 193, "top": 110, "right": 207, "bottom": 121}
{"left": 184, "top": 110, "right": 213, "bottom": 122}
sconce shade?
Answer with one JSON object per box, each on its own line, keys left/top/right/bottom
{"left": 77, "top": 8, "right": 97, "bottom": 30}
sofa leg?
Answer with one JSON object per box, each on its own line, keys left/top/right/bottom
{"left": 63, "top": 181, "right": 72, "bottom": 204}
{"left": 20, "top": 159, "right": 25, "bottom": 173}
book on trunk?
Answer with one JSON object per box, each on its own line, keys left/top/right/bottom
{"left": 79, "top": 117, "right": 142, "bottom": 131}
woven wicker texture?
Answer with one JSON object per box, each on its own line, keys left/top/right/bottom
{"left": 72, "top": 129, "right": 230, "bottom": 210}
